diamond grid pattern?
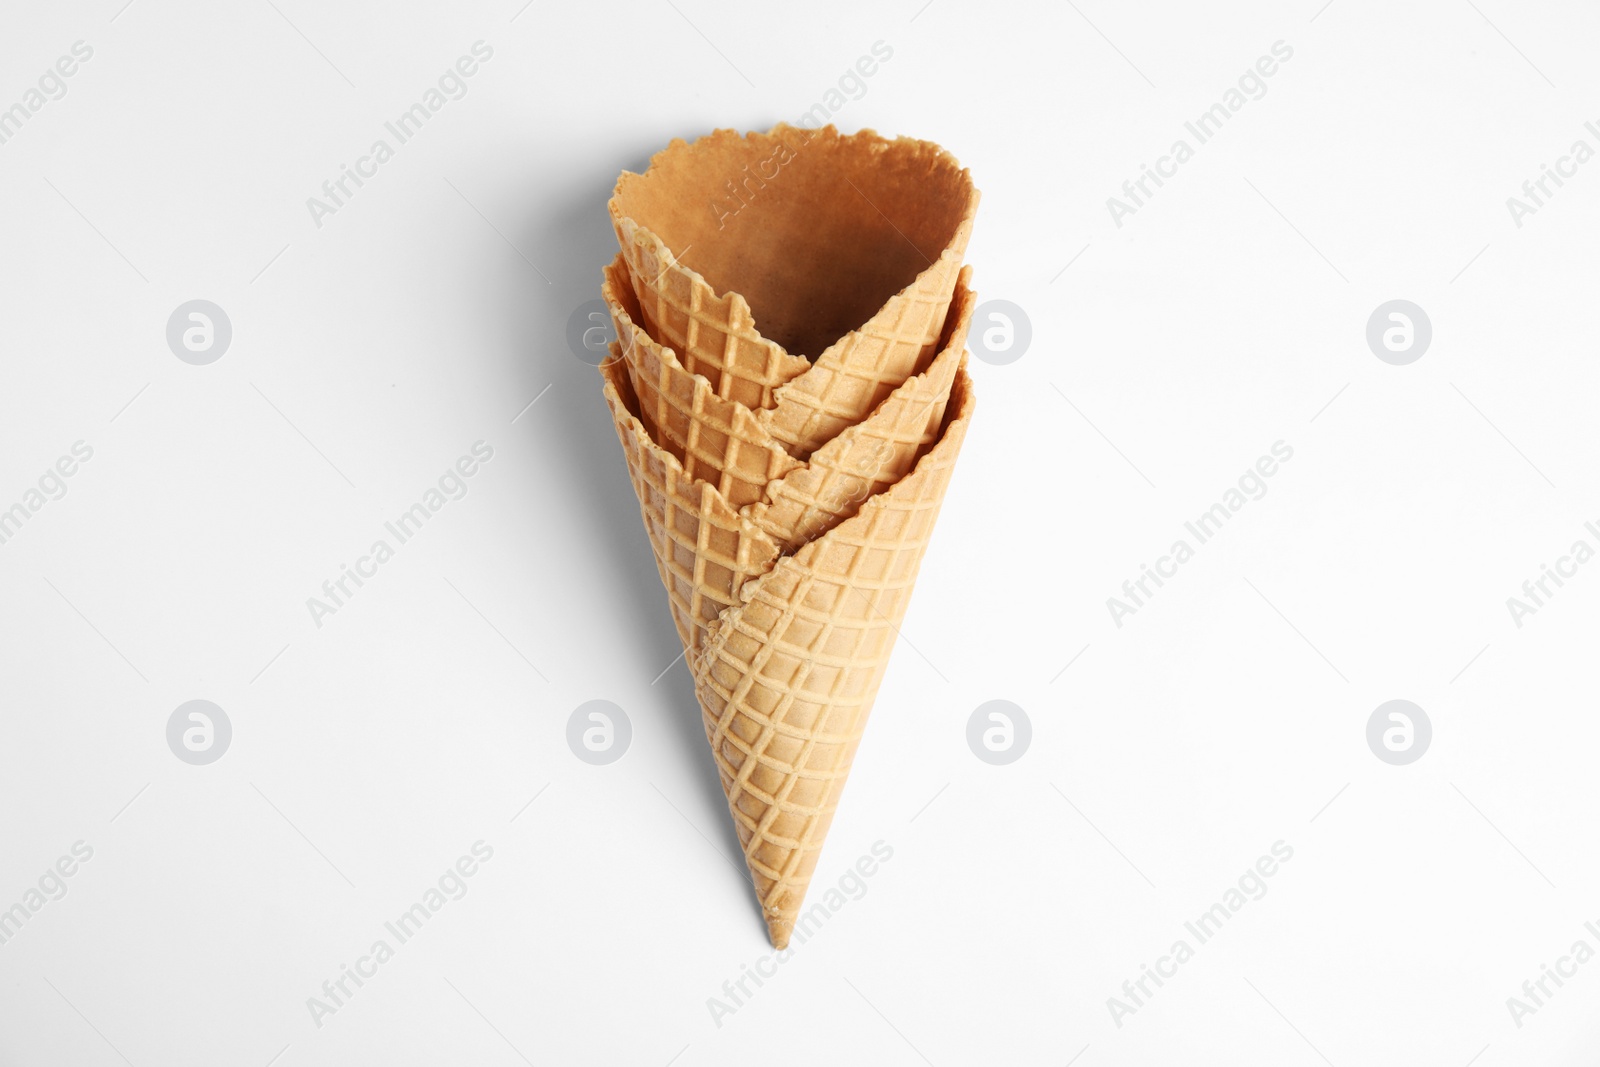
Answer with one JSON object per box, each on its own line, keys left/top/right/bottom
{"left": 615, "top": 218, "right": 809, "bottom": 410}
{"left": 609, "top": 248, "right": 976, "bottom": 555}
{"left": 613, "top": 193, "right": 977, "bottom": 462}
{"left": 750, "top": 272, "right": 976, "bottom": 551}
{"left": 759, "top": 235, "right": 972, "bottom": 458}
{"left": 599, "top": 125, "right": 980, "bottom": 949}
{"left": 599, "top": 350, "right": 780, "bottom": 656}
{"left": 604, "top": 257, "right": 803, "bottom": 508}
{"left": 693, "top": 372, "right": 975, "bottom": 945}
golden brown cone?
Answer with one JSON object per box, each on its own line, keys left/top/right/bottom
{"left": 599, "top": 323, "right": 978, "bottom": 947}
{"left": 601, "top": 125, "right": 981, "bottom": 948}
{"left": 694, "top": 366, "right": 976, "bottom": 948}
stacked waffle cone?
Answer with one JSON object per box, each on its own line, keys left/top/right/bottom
{"left": 598, "top": 124, "right": 979, "bottom": 948}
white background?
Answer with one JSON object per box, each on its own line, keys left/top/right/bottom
{"left": 3, "top": 0, "right": 1598, "bottom": 1064}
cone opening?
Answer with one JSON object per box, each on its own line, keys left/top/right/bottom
{"left": 610, "top": 125, "right": 976, "bottom": 361}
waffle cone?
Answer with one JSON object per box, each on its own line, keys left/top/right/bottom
{"left": 610, "top": 124, "right": 978, "bottom": 457}
{"left": 598, "top": 125, "right": 979, "bottom": 949}
{"left": 693, "top": 367, "right": 976, "bottom": 948}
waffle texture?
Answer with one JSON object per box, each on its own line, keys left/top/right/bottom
{"left": 694, "top": 370, "right": 975, "bottom": 947}
{"left": 750, "top": 270, "right": 976, "bottom": 553}
{"left": 604, "top": 256, "right": 802, "bottom": 508}
{"left": 610, "top": 124, "right": 979, "bottom": 458}
{"left": 599, "top": 349, "right": 780, "bottom": 655}
{"left": 614, "top": 218, "right": 809, "bottom": 412}
{"left": 605, "top": 269, "right": 975, "bottom": 653}
{"left": 596, "top": 124, "right": 980, "bottom": 948}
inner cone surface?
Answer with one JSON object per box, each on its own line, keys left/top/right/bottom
{"left": 610, "top": 124, "right": 976, "bottom": 360}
